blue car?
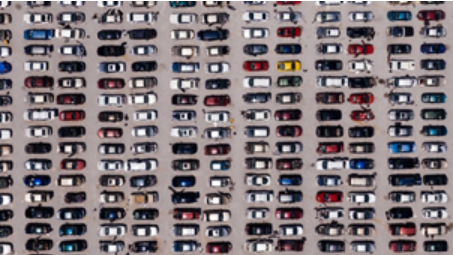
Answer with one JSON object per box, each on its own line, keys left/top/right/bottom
{"left": 279, "top": 175, "right": 302, "bottom": 186}
{"left": 169, "top": 1, "right": 196, "bottom": 8}
{"left": 387, "top": 11, "right": 412, "bottom": 21}
{"left": 422, "top": 125, "right": 447, "bottom": 136}
{"left": 0, "top": 62, "right": 11, "bottom": 74}
{"left": 210, "top": 160, "right": 231, "bottom": 171}
{"left": 275, "top": 44, "right": 302, "bottom": 54}
{"left": 421, "top": 43, "right": 446, "bottom": 54}
{"left": 421, "top": 93, "right": 446, "bottom": 103}
{"left": 389, "top": 174, "right": 422, "bottom": 186}
{"left": 24, "top": 175, "right": 50, "bottom": 187}
{"left": 172, "top": 176, "right": 196, "bottom": 187}
{"left": 349, "top": 158, "right": 374, "bottom": 169}
{"left": 388, "top": 142, "right": 416, "bottom": 153}
{"left": 197, "top": 29, "right": 229, "bottom": 41}
{"left": 24, "top": 29, "right": 54, "bottom": 40}
{"left": 173, "top": 241, "right": 197, "bottom": 252}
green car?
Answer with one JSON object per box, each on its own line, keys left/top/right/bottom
{"left": 421, "top": 93, "right": 446, "bottom": 103}
{"left": 421, "top": 109, "right": 446, "bottom": 120}
{"left": 278, "top": 76, "right": 302, "bottom": 87}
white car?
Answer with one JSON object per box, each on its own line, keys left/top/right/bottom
{"left": 243, "top": 109, "right": 271, "bottom": 121}
{"left": 247, "top": 208, "right": 269, "bottom": 219}
{"left": 0, "top": 129, "right": 11, "bottom": 140}
{"left": 245, "top": 174, "right": 271, "bottom": 186}
{"left": 422, "top": 192, "right": 448, "bottom": 203}
{"left": 316, "top": 1, "right": 344, "bottom": 5}
{"left": 279, "top": 225, "right": 303, "bottom": 236}
{"left": 242, "top": 28, "right": 269, "bottom": 39}
{"left": 171, "top": 29, "right": 195, "bottom": 40}
{"left": 349, "top": 209, "right": 374, "bottom": 220}
{"left": 126, "top": 159, "right": 158, "bottom": 171}
{"left": 60, "top": 1, "right": 84, "bottom": 7}
{"left": 0, "top": 243, "right": 12, "bottom": 255}
{"left": 390, "top": 59, "right": 415, "bottom": 71}
{"left": 98, "top": 62, "right": 126, "bottom": 73}
{"left": 0, "top": 112, "right": 11, "bottom": 124}
{"left": 423, "top": 208, "right": 448, "bottom": 219}
{"left": 351, "top": 242, "right": 375, "bottom": 253}
{"left": 316, "top": 158, "right": 349, "bottom": 170}
{"left": 276, "top": 11, "right": 301, "bottom": 22}
{"left": 128, "top": 12, "right": 157, "bottom": 24}
{"left": 349, "top": 59, "right": 372, "bottom": 73}
{"left": 132, "top": 126, "right": 158, "bottom": 138}
{"left": 0, "top": 47, "right": 10, "bottom": 57}
{"left": 25, "top": 192, "right": 51, "bottom": 203}
{"left": 243, "top": 77, "right": 271, "bottom": 88}
{"left": 348, "top": 192, "right": 376, "bottom": 204}
{"left": 24, "top": 61, "right": 48, "bottom": 72}
{"left": 98, "top": 225, "right": 126, "bottom": 237}
{"left": 388, "top": 125, "right": 412, "bottom": 137}
{"left": 389, "top": 192, "right": 415, "bottom": 203}
{"left": 59, "top": 45, "right": 85, "bottom": 57}
{"left": 29, "top": 92, "right": 53, "bottom": 104}
{"left": 170, "top": 13, "right": 197, "bottom": 24}
{"left": 132, "top": 225, "right": 158, "bottom": 237}
{"left": 131, "top": 142, "right": 158, "bottom": 155}
{"left": 387, "top": 77, "right": 417, "bottom": 88}
{"left": 171, "top": 126, "right": 197, "bottom": 138}
{"left": 98, "top": 1, "right": 122, "bottom": 7}
{"left": 317, "top": 27, "right": 340, "bottom": 38}
{"left": 128, "top": 93, "right": 157, "bottom": 105}
{"left": 203, "top": 210, "right": 230, "bottom": 222}
{"left": 99, "top": 193, "right": 124, "bottom": 203}
{"left": 133, "top": 110, "right": 157, "bottom": 121}
{"left": 26, "top": 126, "right": 51, "bottom": 138}
{"left": 204, "top": 128, "right": 230, "bottom": 139}
{"left": 245, "top": 240, "right": 273, "bottom": 253}
{"left": 0, "top": 194, "right": 11, "bottom": 205}
{"left": 132, "top": 45, "right": 157, "bottom": 56}
{"left": 98, "top": 94, "right": 125, "bottom": 107}
{"left": 55, "top": 28, "right": 85, "bottom": 39}
{"left": 349, "top": 11, "right": 374, "bottom": 22}
{"left": 24, "top": 109, "right": 57, "bottom": 121}
{"left": 243, "top": 11, "right": 269, "bottom": 22}
{"left": 205, "top": 226, "right": 231, "bottom": 238}
{"left": 58, "top": 143, "right": 85, "bottom": 155}
{"left": 24, "top": 13, "right": 52, "bottom": 24}
{"left": 207, "top": 46, "right": 229, "bottom": 56}
{"left": 317, "top": 43, "right": 343, "bottom": 54}
{"left": 317, "top": 208, "right": 344, "bottom": 220}
{"left": 97, "top": 160, "right": 123, "bottom": 171}
{"left": 170, "top": 78, "right": 199, "bottom": 91}
{"left": 245, "top": 191, "right": 273, "bottom": 203}
{"left": 206, "top": 62, "right": 230, "bottom": 73}
{"left": 423, "top": 142, "right": 447, "bottom": 153}
{"left": 317, "top": 76, "right": 347, "bottom": 88}
{"left": 277, "top": 142, "right": 302, "bottom": 154}
{"left": 25, "top": 159, "right": 51, "bottom": 171}
{"left": 59, "top": 78, "right": 85, "bottom": 89}
{"left": 422, "top": 26, "right": 447, "bottom": 38}
{"left": 316, "top": 175, "right": 342, "bottom": 186}
{"left": 205, "top": 111, "right": 229, "bottom": 123}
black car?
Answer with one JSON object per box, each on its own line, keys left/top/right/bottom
{"left": 58, "top": 61, "right": 85, "bottom": 73}
{"left": 245, "top": 223, "right": 272, "bottom": 235}
{"left": 197, "top": 29, "right": 229, "bottom": 41}
{"left": 243, "top": 93, "right": 271, "bottom": 104}
{"left": 25, "top": 206, "right": 54, "bottom": 219}
{"left": 316, "top": 125, "right": 343, "bottom": 138}
{"left": 133, "top": 209, "right": 159, "bottom": 220}
{"left": 59, "top": 240, "right": 87, "bottom": 252}
{"left": 347, "top": 27, "right": 375, "bottom": 39}
{"left": 132, "top": 61, "right": 157, "bottom": 72}
{"left": 98, "top": 30, "right": 122, "bottom": 40}
{"left": 130, "top": 175, "right": 157, "bottom": 188}
{"left": 129, "top": 241, "right": 158, "bottom": 253}
{"left": 172, "top": 110, "right": 196, "bottom": 121}
{"left": 97, "top": 45, "right": 125, "bottom": 57}
{"left": 275, "top": 44, "right": 302, "bottom": 54}
{"left": 422, "top": 158, "right": 447, "bottom": 169}
{"left": 58, "top": 126, "right": 85, "bottom": 138}
{"left": 387, "top": 207, "right": 413, "bottom": 219}
{"left": 25, "top": 143, "right": 51, "bottom": 154}
{"left": 387, "top": 44, "right": 412, "bottom": 54}
{"left": 172, "top": 143, "right": 197, "bottom": 154}
{"left": 26, "top": 239, "right": 53, "bottom": 251}
{"left": 205, "top": 79, "right": 230, "bottom": 90}
{"left": 388, "top": 158, "right": 419, "bottom": 169}
{"left": 243, "top": 44, "right": 268, "bottom": 56}
{"left": 64, "top": 192, "right": 86, "bottom": 204}
{"left": 99, "top": 175, "right": 125, "bottom": 187}
{"left": 99, "top": 144, "right": 124, "bottom": 154}
{"left": 172, "top": 192, "right": 200, "bottom": 204}
{"left": 349, "top": 126, "right": 374, "bottom": 138}
{"left": 172, "top": 176, "right": 196, "bottom": 188}
{"left": 0, "top": 96, "right": 11, "bottom": 106}
{"left": 172, "top": 95, "right": 198, "bottom": 105}
{"left": 24, "top": 45, "right": 53, "bottom": 56}
{"left": 59, "top": 224, "right": 87, "bottom": 236}
{"left": 0, "top": 79, "right": 11, "bottom": 90}
{"left": 58, "top": 77, "right": 85, "bottom": 88}
{"left": 0, "top": 176, "right": 12, "bottom": 189}
{"left": 99, "top": 208, "right": 126, "bottom": 221}
{"left": 316, "top": 109, "right": 342, "bottom": 121}
{"left": 424, "top": 174, "right": 448, "bottom": 186}
{"left": 25, "top": 223, "right": 52, "bottom": 234}
{"left": 316, "top": 60, "right": 342, "bottom": 71}
{"left": 129, "top": 29, "right": 157, "bottom": 40}
{"left": 98, "top": 111, "right": 123, "bottom": 122}
{"left": 424, "top": 241, "right": 448, "bottom": 252}
{"left": 388, "top": 26, "right": 414, "bottom": 37}
{"left": 0, "top": 226, "right": 12, "bottom": 237}
{"left": 421, "top": 59, "right": 446, "bottom": 70}
{"left": 318, "top": 240, "right": 345, "bottom": 252}
{"left": 348, "top": 77, "right": 375, "bottom": 88}
{"left": 0, "top": 210, "right": 12, "bottom": 221}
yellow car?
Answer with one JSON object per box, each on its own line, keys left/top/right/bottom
{"left": 277, "top": 60, "right": 301, "bottom": 72}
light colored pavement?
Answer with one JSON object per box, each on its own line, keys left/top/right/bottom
{"left": 1, "top": 1, "right": 453, "bottom": 255}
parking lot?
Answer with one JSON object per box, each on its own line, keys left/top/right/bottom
{"left": 0, "top": 0, "right": 452, "bottom": 254}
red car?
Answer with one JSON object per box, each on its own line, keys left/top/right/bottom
{"left": 275, "top": 208, "right": 303, "bottom": 220}
{"left": 173, "top": 209, "right": 201, "bottom": 220}
{"left": 316, "top": 191, "right": 343, "bottom": 203}
{"left": 276, "top": 240, "right": 304, "bottom": 252}
{"left": 60, "top": 159, "right": 86, "bottom": 170}
{"left": 274, "top": 109, "right": 302, "bottom": 121}
{"left": 348, "top": 93, "right": 374, "bottom": 104}
{"left": 350, "top": 110, "right": 375, "bottom": 121}
{"left": 206, "top": 243, "right": 232, "bottom": 254}
{"left": 56, "top": 94, "right": 86, "bottom": 105}
{"left": 205, "top": 144, "right": 231, "bottom": 156}
{"left": 276, "top": 158, "right": 303, "bottom": 170}
{"left": 277, "top": 1, "right": 301, "bottom": 5}
{"left": 204, "top": 95, "right": 230, "bottom": 106}
{"left": 389, "top": 241, "right": 416, "bottom": 252}
{"left": 59, "top": 110, "right": 85, "bottom": 121}
{"left": 97, "top": 78, "right": 125, "bottom": 89}
{"left": 417, "top": 10, "right": 445, "bottom": 21}
{"left": 25, "top": 76, "right": 54, "bottom": 88}
{"left": 97, "top": 128, "right": 122, "bottom": 138}
{"left": 243, "top": 61, "right": 269, "bottom": 72}
{"left": 347, "top": 44, "right": 374, "bottom": 56}
{"left": 277, "top": 27, "right": 302, "bottom": 38}
{"left": 317, "top": 142, "right": 344, "bottom": 154}
{"left": 276, "top": 126, "right": 302, "bottom": 137}
{"left": 389, "top": 224, "right": 416, "bottom": 236}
